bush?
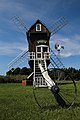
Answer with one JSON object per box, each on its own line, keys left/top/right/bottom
{"left": 0, "top": 76, "right": 5, "bottom": 83}
{"left": 0, "top": 75, "right": 28, "bottom": 83}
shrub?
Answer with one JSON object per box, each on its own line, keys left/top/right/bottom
{"left": 0, "top": 75, "right": 27, "bottom": 83}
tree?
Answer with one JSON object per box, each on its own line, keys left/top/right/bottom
{"left": 19, "top": 67, "right": 32, "bottom": 75}
{"left": 13, "top": 67, "right": 21, "bottom": 75}
{"left": 6, "top": 67, "right": 80, "bottom": 80}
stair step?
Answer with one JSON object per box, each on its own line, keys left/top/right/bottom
{"left": 34, "top": 59, "right": 48, "bottom": 87}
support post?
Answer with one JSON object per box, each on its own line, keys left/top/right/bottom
{"left": 33, "top": 53, "right": 35, "bottom": 88}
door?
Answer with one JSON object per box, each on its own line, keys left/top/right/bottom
{"left": 36, "top": 45, "right": 49, "bottom": 59}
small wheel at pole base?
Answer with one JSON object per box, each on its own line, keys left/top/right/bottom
{"left": 51, "top": 85, "right": 67, "bottom": 108}
{"left": 51, "top": 85, "right": 59, "bottom": 94}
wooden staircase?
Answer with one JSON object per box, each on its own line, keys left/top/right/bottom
{"left": 34, "top": 60, "right": 47, "bottom": 87}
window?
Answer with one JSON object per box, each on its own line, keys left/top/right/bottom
{"left": 36, "top": 24, "right": 41, "bottom": 31}
{"left": 43, "top": 47, "right": 48, "bottom": 52}
{"left": 37, "top": 47, "right": 41, "bottom": 52}
{"left": 37, "top": 54, "right": 41, "bottom": 58}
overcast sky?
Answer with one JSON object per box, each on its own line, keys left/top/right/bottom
{"left": 0, "top": 0, "right": 80, "bottom": 75}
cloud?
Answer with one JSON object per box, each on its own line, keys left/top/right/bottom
{"left": 0, "top": 0, "right": 80, "bottom": 58}
{"left": 50, "top": 34, "right": 80, "bottom": 57}
{"left": 0, "top": 41, "right": 27, "bottom": 56}
{"left": 0, "top": 0, "right": 38, "bottom": 21}
{"left": 0, "top": 0, "right": 65, "bottom": 23}
{"left": 1, "top": 33, "right": 80, "bottom": 58}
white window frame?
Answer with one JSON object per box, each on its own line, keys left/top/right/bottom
{"left": 36, "top": 45, "right": 49, "bottom": 59}
{"left": 36, "top": 24, "right": 41, "bottom": 31}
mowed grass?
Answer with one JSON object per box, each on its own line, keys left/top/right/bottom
{"left": 0, "top": 81, "right": 80, "bottom": 120}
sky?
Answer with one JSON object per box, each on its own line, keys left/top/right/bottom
{"left": 0, "top": 0, "right": 80, "bottom": 75}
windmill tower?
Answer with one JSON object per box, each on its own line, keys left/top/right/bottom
{"left": 8, "top": 16, "right": 68, "bottom": 87}
{"left": 27, "top": 20, "right": 51, "bottom": 87}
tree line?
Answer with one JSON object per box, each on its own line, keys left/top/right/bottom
{"left": 48, "top": 67, "right": 80, "bottom": 81}
{"left": 6, "top": 67, "right": 80, "bottom": 80}
{"left": 6, "top": 67, "right": 32, "bottom": 76}
{"left": 0, "top": 67, "right": 80, "bottom": 83}
{"left": 0, "top": 67, "right": 32, "bottom": 84}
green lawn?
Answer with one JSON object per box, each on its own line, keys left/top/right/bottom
{"left": 0, "top": 82, "right": 80, "bottom": 120}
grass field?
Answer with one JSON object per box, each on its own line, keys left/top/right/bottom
{"left": 0, "top": 81, "right": 80, "bottom": 120}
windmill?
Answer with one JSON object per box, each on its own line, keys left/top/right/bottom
{"left": 8, "top": 16, "right": 77, "bottom": 108}
{"left": 55, "top": 42, "right": 64, "bottom": 57}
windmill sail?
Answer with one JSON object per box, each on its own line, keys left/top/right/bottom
{"left": 8, "top": 50, "right": 28, "bottom": 70}
{"left": 49, "top": 17, "right": 68, "bottom": 36}
{"left": 11, "top": 16, "right": 28, "bottom": 35}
